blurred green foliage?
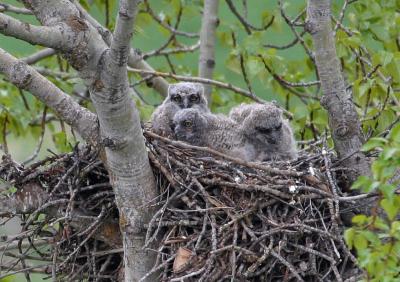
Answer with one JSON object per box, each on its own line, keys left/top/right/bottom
{"left": 1, "top": 0, "right": 399, "bottom": 156}
{"left": 346, "top": 123, "right": 400, "bottom": 281}
{"left": 0, "top": 0, "right": 399, "bottom": 280}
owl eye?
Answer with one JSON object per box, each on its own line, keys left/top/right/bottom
{"left": 172, "top": 95, "right": 182, "bottom": 103}
{"left": 190, "top": 94, "right": 200, "bottom": 103}
{"left": 256, "top": 127, "right": 271, "bottom": 134}
{"left": 183, "top": 120, "right": 193, "bottom": 128}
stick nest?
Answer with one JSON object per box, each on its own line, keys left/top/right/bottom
{"left": 0, "top": 131, "right": 369, "bottom": 281}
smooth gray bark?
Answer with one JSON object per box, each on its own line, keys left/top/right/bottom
{"left": 306, "top": 0, "right": 370, "bottom": 182}
{"left": 93, "top": 0, "right": 157, "bottom": 280}
{"left": 74, "top": 0, "right": 169, "bottom": 97}
{"left": 22, "top": 48, "right": 57, "bottom": 64}
{"left": 0, "top": 13, "right": 64, "bottom": 48}
{"left": 2, "top": 0, "right": 158, "bottom": 280}
{"left": 198, "top": 0, "right": 219, "bottom": 103}
{"left": 0, "top": 48, "right": 99, "bottom": 144}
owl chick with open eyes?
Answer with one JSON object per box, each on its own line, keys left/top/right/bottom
{"left": 232, "top": 103, "right": 298, "bottom": 161}
{"left": 150, "top": 82, "right": 209, "bottom": 136}
{"left": 172, "top": 108, "right": 255, "bottom": 161}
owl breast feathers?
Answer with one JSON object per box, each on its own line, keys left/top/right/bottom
{"left": 172, "top": 108, "right": 256, "bottom": 161}
{"left": 150, "top": 82, "right": 209, "bottom": 136}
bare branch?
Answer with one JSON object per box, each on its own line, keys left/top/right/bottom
{"left": 0, "top": 13, "right": 64, "bottom": 49}
{"left": 128, "top": 50, "right": 169, "bottom": 96}
{"left": 0, "top": 48, "right": 99, "bottom": 145}
{"left": 128, "top": 67, "right": 265, "bottom": 103}
{"left": 143, "top": 40, "right": 200, "bottom": 59}
{"left": 279, "top": 1, "right": 314, "bottom": 63}
{"left": 22, "top": 48, "right": 56, "bottom": 65}
{"left": 0, "top": 3, "right": 32, "bottom": 15}
{"left": 74, "top": 0, "right": 169, "bottom": 97}
{"left": 143, "top": 0, "right": 199, "bottom": 38}
{"left": 198, "top": 0, "right": 219, "bottom": 102}
{"left": 225, "top": 0, "right": 274, "bottom": 34}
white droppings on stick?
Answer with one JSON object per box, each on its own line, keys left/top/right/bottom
{"left": 308, "top": 166, "right": 315, "bottom": 176}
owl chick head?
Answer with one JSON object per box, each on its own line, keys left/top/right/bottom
{"left": 242, "top": 103, "right": 284, "bottom": 145}
{"left": 167, "top": 82, "right": 208, "bottom": 110}
{"left": 172, "top": 108, "right": 208, "bottom": 146}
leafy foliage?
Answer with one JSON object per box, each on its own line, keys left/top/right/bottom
{"left": 0, "top": 0, "right": 399, "bottom": 279}
{"left": 346, "top": 123, "right": 400, "bottom": 281}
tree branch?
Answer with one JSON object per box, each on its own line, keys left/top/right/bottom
{"left": 198, "top": 0, "right": 219, "bottom": 103}
{"left": 74, "top": 0, "right": 169, "bottom": 97}
{"left": 306, "top": 0, "right": 370, "bottom": 182}
{"left": 142, "top": 40, "right": 200, "bottom": 59}
{"left": 225, "top": 0, "right": 274, "bottom": 34}
{"left": 128, "top": 50, "right": 169, "bottom": 96}
{"left": 143, "top": 0, "right": 199, "bottom": 38}
{"left": 0, "top": 13, "right": 64, "bottom": 49}
{"left": 0, "top": 48, "right": 99, "bottom": 145}
{"left": 128, "top": 67, "right": 265, "bottom": 103}
{"left": 90, "top": 0, "right": 158, "bottom": 280}
{"left": 22, "top": 48, "right": 56, "bottom": 65}
{"left": 0, "top": 3, "right": 32, "bottom": 15}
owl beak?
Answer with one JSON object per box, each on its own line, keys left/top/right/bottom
{"left": 267, "top": 132, "right": 280, "bottom": 144}
{"left": 170, "top": 122, "right": 176, "bottom": 132}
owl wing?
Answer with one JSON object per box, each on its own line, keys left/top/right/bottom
{"left": 228, "top": 104, "right": 254, "bottom": 122}
{"left": 150, "top": 103, "right": 178, "bottom": 136}
{"left": 205, "top": 117, "right": 246, "bottom": 152}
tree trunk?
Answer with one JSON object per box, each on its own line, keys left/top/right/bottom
{"left": 15, "top": 0, "right": 157, "bottom": 280}
{"left": 91, "top": 1, "right": 157, "bottom": 279}
{"left": 306, "top": 0, "right": 370, "bottom": 183}
{"left": 198, "top": 0, "right": 219, "bottom": 104}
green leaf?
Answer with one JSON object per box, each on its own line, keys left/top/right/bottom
{"left": 386, "top": 58, "right": 400, "bottom": 83}
{"left": 373, "top": 51, "right": 394, "bottom": 67}
{"left": 382, "top": 147, "right": 399, "bottom": 160}
{"left": 391, "top": 221, "right": 400, "bottom": 235}
{"left": 362, "top": 137, "right": 388, "bottom": 151}
{"left": 389, "top": 123, "right": 400, "bottom": 142}
{"left": 351, "top": 176, "right": 372, "bottom": 190}
{"left": 342, "top": 35, "right": 362, "bottom": 49}
{"left": 246, "top": 57, "right": 264, "bottom": 77}
{"left": 381, "top": 198, "right": 399, "bottom": 221}
{"left": 354, "top": 233, "right": 368, "bottom": 250}
{"left": 380, "top": 184, "right": 397, "bottom": 201}
{"left": 374, "top": 217, "right": 389, "bottom": 231}
{"left": 225, "top": 53, "right": 241, "bottom": 74}
{"left": 344, "top": 228, "right": 356, "bottom": 249}
{"left": 243, "top": 32, "right": 263, "bottom": 53}
{"left": 352, "top": 214, "right": 369, "bottom": 225}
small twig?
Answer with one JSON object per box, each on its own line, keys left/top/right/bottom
{"left": 127, "top": 67, "right": 264, "bottom": 103}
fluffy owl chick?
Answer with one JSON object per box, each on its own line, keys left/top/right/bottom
{"left": 150, "top": 82, "right": 209, "bottom": 136}
{"left": 172, "top": 108, "right": 255, "bottom": 161}
{"left": 229, "top": 103, "right": 256, "bottom": 123}
{"left": 239, "top": 103, "right": 298, "bottom": 161}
